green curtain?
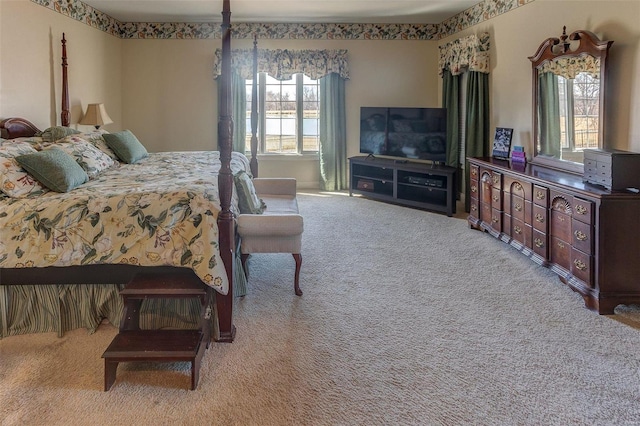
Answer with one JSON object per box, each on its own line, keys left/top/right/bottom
{"left": 442, "top": 70, "right": 460, "bottom": 169}
{"left": 538, "top": 72, "right": 561, "bottom": 157}
{"left": 319, "top": 72, "right": 347, "bottom": 191}
{"left": 442, "top": 70, "right": 461, "bottom": 197}
{"left": 464, "top": 71, "right": 490, "bottom": 212}
{"left": 217, "top": 71, "right": 246, "bottom": 153}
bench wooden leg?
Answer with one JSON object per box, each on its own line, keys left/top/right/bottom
{"left": 293, "top": 253, "right": 302, "bottom": 296}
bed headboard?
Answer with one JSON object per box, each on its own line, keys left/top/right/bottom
{"left": 0, "top": 117, "right": 41, "bottom": 139}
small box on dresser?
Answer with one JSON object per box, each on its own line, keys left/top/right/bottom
{"left": 583, "top": 148, "right": 640, "bottom": 191}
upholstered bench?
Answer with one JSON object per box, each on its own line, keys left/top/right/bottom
{"left": 236, "top": 177, "right": 304, "bottom": 296}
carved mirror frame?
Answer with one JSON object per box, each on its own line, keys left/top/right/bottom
{"left": 529, "top": 27, "right": 613, "bottom": 174}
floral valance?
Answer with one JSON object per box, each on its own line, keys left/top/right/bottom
{"left": 213, "top": 48, "right": 349, "bottom": 80}
{"left": 537, "top": 54, "right": 600, "bottom": 80}
{"left": 438, "top": 32, "right": 490, "bottom": 77}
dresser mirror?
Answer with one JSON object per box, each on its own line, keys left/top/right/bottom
{"left": 529, "top": 27, "right": 613, "bottom": 174}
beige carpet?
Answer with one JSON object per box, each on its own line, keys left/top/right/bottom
{"left": 2, "top": 191, "right": 640, "bottom": 425}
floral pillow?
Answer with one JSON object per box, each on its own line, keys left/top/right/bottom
{"left": 233, "top": 170, "right": 266, "bottom": 214}
{"left": 59, "top": 130, "right": 119, "bottom": 161}
{"left": 37, "top": 126, "right": 81, "bottom": 143}
{"left": 2, "top": 136, "right": 49, "bottom": 151}
{"left": 47, "top": 137, "right": 118, "bottom": 179}
{"left": 0, "top": 141, "right": 39, "bottom": 157}
{"left": 0, "top": 143, "right": 48, "bottom": 198}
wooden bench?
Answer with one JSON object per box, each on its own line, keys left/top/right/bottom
{"left": 102, "top": 271, "right": 211, "bottom": 391}
{"left": 237, "top": 178, "right": 304, "bottom": 295}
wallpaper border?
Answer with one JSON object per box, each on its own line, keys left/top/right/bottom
{"left": 31, "top": 0, "right": 536, "bottom": 40}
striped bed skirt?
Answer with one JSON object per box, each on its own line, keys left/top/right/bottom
{"left": 0, "top": 257, "right": 247, "bottom": 339}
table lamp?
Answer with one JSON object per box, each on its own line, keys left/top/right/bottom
{"left": 80, "top": 103, "right": 113, "bottom": 130}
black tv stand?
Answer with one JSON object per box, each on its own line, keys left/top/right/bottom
{"left": 349, "top": 156, "right": 456, "bottom": 216}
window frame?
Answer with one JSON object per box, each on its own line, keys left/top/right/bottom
{"left": 246, "top": 72, "right": 320, "bottom": 156}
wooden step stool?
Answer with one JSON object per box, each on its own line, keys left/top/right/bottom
{"left": 102, "top": 271, "right": 211, "bottom": 391}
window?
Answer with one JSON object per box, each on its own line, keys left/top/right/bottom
{"left": 557, "top": 73, "right": 600, "bottom": 151}
{"left": 245, "top": 73, "right": 320, "bottom": 154}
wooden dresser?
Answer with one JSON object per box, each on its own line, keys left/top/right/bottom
{"left": 468, "top": 157, "right": 640, "bottom": 314}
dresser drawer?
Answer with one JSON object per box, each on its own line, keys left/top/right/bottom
{"left": 469, "top": 181, "right": 479, "bottom": 198}
{"left": 571, "top": 248, "right": 593, "bottom": 286}
{"left": 532, "top": 204, "right": 548, "bottom": 233}
{"left": 491, "top": 208, "right": 502, "bottom": 232}
{"left": 532, "top": 229, "right": 548, "bottom": 259}
{"left": 572, "top": 198, "right": 593, "bottom": 225}
{"left": 470, "top": 164, "right": 479, "bottom": 182}
{"left": 550, "top": 236, "right": 571, "bottom": 272}
{"left": 481, "top": 202, "right": 492, "bottom": 224}
{"left": 550, "top": 210, "right": 571, "bottom": 242}
{"left": 511, "top": 218, "right": 531, "bottom": 247}
{"left": 584, "top": 157, "right": 598, "bottom": 171}
{"left": 572, "top": 219, "right": 593, "bottom": 254}
{"left": 533, "top": 185, "right": 548, "bottom": 207}
{"left": 491, "top": 171, "right": 502, "bottom": 190}
{"left": 469, "top": 196, "right": 479, "bottom": 220}
{"left": 511, "top": 194, "right": 526, "bottom": 222}
{"left": 491, "top": 187, "right": 502, "bottom": 210}
{"left": 503, "top": 176, "right": 531, "bottom": 199}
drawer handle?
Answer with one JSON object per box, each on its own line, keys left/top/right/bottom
{"left": 557, "top": 242, "right": 565, "bottom": 249}
{"left": 576, "top": 205, "right": 588, "bottom": 215}
{"left": 493, "top": 175, "right": 499, "bottom": 184}
{"left": 471, "top": 185, "right": 477, "bottom": 193}
{"left": 535, "top": 213, "right": 545, "bottom": 223}
{"left": 471, "top": 169, "right": 477, "bottom": 177}
{"left": 492, "top": 216, "right": 499, "bottom": 224}
{"left": 471, "top": 205, "right": 477, "bottom": 211}
{"left": 514, "top": 203, "right": 522, "bottom": 212}
{"left": 574, "top": 259, "right": 587, "bottom": 271}
{"left": 514, "top": 182, "right": 523, "bottom": 191}
{"left": 514, "top": 225, "right": 522, "bottom": 234}
{"left": 534, "top": 238, "right": 544, "bottom": 248}
{"left": 574, "top": 230, "right": 588, "bottom": 241}
{"left": 493, "top": 195, "right": 499, "bottom": 202}
{"left": 558, "top": 216, "right": 565, "bottom": 222}
{"left": 535, "top": 191, "right": 545, "bottom": 200}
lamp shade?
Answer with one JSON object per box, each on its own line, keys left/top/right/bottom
{"left": 79, "top": 103, "right": 113, "bottom": 129}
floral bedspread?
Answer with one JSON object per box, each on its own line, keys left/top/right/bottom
{"left": 0, "top": 151, "right": 250, "bottom": 295}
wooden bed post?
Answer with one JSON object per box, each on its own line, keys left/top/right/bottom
{"left": 250, "top": 35, "right": 259, "bottom": 177}
{"left": 215, "top": 0, "right": 236, "bottom": 343}
{"left": 61, "top": 33, "right": 70, "bottom": 127}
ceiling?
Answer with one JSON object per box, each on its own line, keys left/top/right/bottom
{"left": 81, "top": 0, "right": 479, "bottom": 24}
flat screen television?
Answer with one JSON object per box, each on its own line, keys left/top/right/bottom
{"left": 359, "top": 107, "right": 447, "bottom": 163}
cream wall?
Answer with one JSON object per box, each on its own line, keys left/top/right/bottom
{"left": 122, "top": 37, "right": 438, "bottom": 188}
{"left": 0, "top": 0, "right": 122, "bottom": 133}
{"left": 3, "top": 0, "right": 639, "bottom": 188}
{"left": 439, "top": 0, "right": 640, "bottom": 157}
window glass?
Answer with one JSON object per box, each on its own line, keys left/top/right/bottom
{"left": 245, "top": 73, "right": 320, "bottom": 154}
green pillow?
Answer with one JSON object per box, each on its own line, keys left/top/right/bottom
{"left": 15, "top": 148, "right": 88, "bottom": 192}
{"left": 38, "top": 126, "right": 81, "bottom": 143}
{"left": 234, "top": 170, "right": 266, "bottom": 214}
{"left": 102, "top": 130, "right": 148, "bottom": 164}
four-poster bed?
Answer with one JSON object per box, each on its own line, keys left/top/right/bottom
{"left": 0, "top": 0, "right": 243, "bottom": 342}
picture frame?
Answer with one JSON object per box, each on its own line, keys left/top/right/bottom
{"left": 492, "top": 127, "right": 514, "bottom": 160}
